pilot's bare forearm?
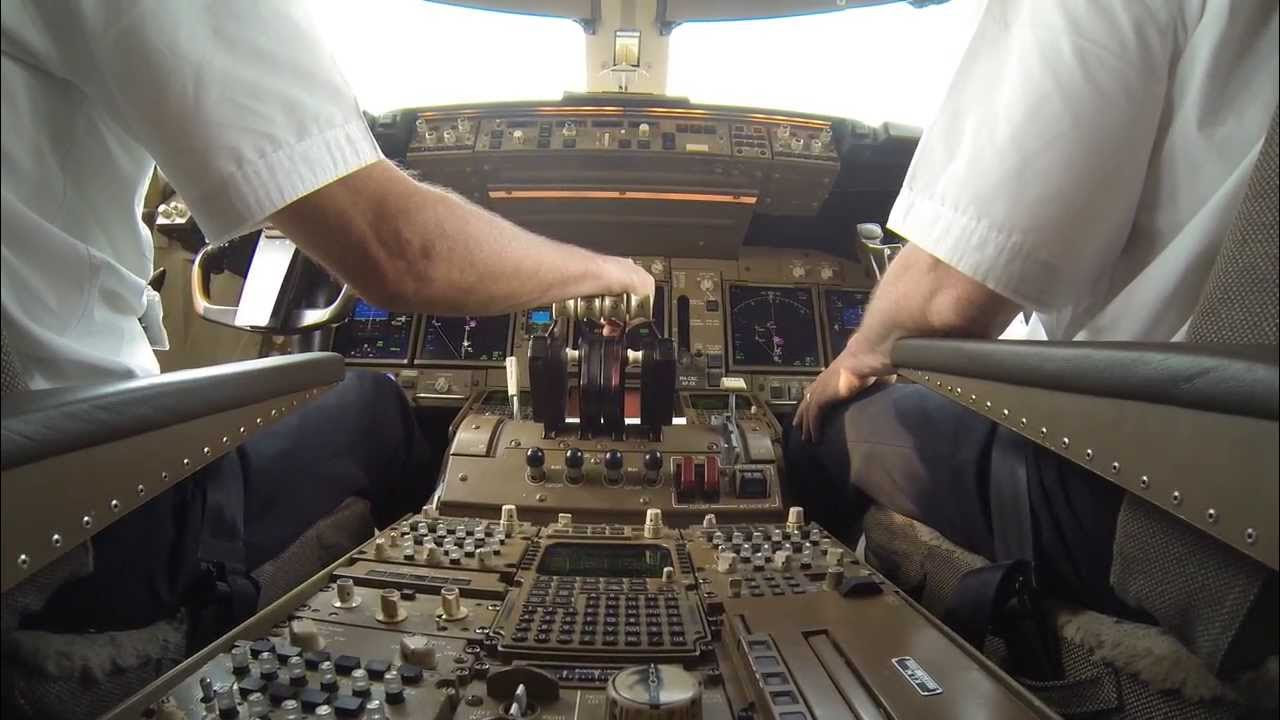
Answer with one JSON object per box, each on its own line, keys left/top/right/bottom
{"left": 270, "top": 160, "right": 652, "bottom": 314}
{"left": 840, "top": 243, "right": 1020, "bottom": 376}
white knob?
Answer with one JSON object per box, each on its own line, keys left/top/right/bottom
{"left": 364, "top": 700, "right": 385, "bottom": 720}
{"left": 401, "top": 634, "right": 438, "bottom": 669}
{"left": 457, "top": 117, "right": 470, "bottom": 133}
{"left": 562, "top": 120, "right": 576, "bottom": 137}
{"left": 791, "top": 264, "right": 807, "bottom": 279}
{"left": 438, "top": 585, "right": 468, "bottom": 621}
{"left": 662, "top": 566, "right": 675, "bottom": 583}
{"left": 820, "top": 127, "right": 833, "bottom": 142}
{"left": 350, "top": 669, "right": 371, "bottom": 696}
{"left": 772, "top": 550, "right": 791, "bottom": 571}
{"left": 649, "top": 260, "right": 665, "bottom": 275}
{"left": 819, "top": 265, "right": 835, "bottom": 281}
{"left": 374, "top": 538, "right": 390, "bottom": 559}
{"left": 558, "top": 513, "right": 573, "bottom": 526}
{"left": 703, "top": 514, "right": 718, "bottom": 529}
{"left": 826, "top": 547, "right": 845, "bottom": 566}
{"left": 786, "top": 506, "right": 805, "bottom": 532}
{"left": 644, "top": 508, "right": 664, "bottom": 539}
{"left": 778, "top": 124, "right": 791, "bottom": 138}
{"left": 376, "top": 588, "right": 407, "bottom": 624}
{"left": 638, "top": 123, "right": 650, "bottom": 139}
{"left": 477, "top": 547, "right": 493, "bottom": 565}
{"left": 332, "top": 577, "right": 362, "bottom": 608}
{"left": 857, "top": 223, "right": 884, "bottom": 243}
{"left": 825, "top": 565, "right": 846, "bottom": 590}
{"left": 433, "top": 376, "right": 451, "bottom": 393}
{"left": 500, "top": 504, "right": 519, "bottom": 534}
{"left": 717, "top": 552, "right": 737, "bottom": 573}
{"left": 699, "top": 277, "right": 715, "bottom": 293}
{"left": 443, "top": 128, "right": 456, "bottom": 144}
{"left": 288, "top": 618, "right": 323, "bottom": 652}
{"left": 512, "top": 129, "right": 524, "bottom": 145}
{"left": 229, "top": 645, "right": 250, "bottom": 673}
{"left": 424, "top": 129, "right": 437, "bottom": 146}
{"left": 257, "top": 651, "right": 278, "bottom": 677}
{"left": 790, "top": 136, "right": 804, "bottom": 152}
{"left": 602, "top": 132, "right": 611, "bottom": 147}
{"left": 415, "top": 118, "right": 427, "bottom": 133}
{"left": 424, "top": 543, "right": 443, "bottom": 565}
{"left": 810, "top": 138, "right": 823, "bottom": 153}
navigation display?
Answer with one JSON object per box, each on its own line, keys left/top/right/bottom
{"left": 418, "top": 314, "right": 511, "bottom": 363}
{"left": 823, "top": 289, "right": 870, "bottom": 355}
{"left": 331, "top": 300, "right": 415, "bottom": 361}
{"left": 727, "top": 284, "right": 821, "bottom": 369}
{"left": 537, "top": 543, "right": 673, "bottom": 578}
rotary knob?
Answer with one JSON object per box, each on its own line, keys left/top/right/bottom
{"left": 512, "top": 129, "right": 525, "bottom": 145}
{"left": 818, "top": 264, "right": 836, "bottom": 281}
{"left": 698, "top": 277, "right": 715, "bottom": 293}
{"left": 649, "top": 259, "right": 665, "bottom": 276}
{"left": 790, "top": 263, "right": 807, "bottom": 279}
{"left": 564, "top": 447, "right": 585, "bottom": 485}
{"left": 638, "top": 122, "right": 651, "bottom": 139}
{"left": 606, "top": 664, "right": 702, "bottom": 720}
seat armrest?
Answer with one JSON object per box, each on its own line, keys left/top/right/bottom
{"left": 891, "top": 339, "right": 1278, "bottom": 570}
{"left": 1, "top": 353, "right": 345, "bottom": 592}
{"left": 891, "top": 339, "right": 1277, "bottom": 420}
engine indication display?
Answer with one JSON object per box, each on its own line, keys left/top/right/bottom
{"left": 537, "top": 543, "right": 673, "bottom": 578}
{"left": 728, "top": 284, "right": 821, "bottom": 369}
{"left": 823, "top": 288, "right": 870, "bottom": 356}
{"left": 331, "top": 300, "right": 415, "bottom": 362}
{"left": 418, "top": 314, "right": 512, "bottom": 363}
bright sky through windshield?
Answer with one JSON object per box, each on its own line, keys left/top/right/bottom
{"left": 310, "top": 0, "right": 586, "bottom": 113}
{"left": 668, "top": 0, "right": 985, "bottom": 127}
{"left": 312, "top": 0, "right": 983, "bottom": 128}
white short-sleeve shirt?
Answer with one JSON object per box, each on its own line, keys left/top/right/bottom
{"left": 888, "top": 0, "right": 1278, "bottom": 342}
{"left": 1, "top": 0, "right": 381, "bottom": 388}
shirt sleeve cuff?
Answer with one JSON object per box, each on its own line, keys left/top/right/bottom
{"left": 183, "top": 119, "right": 383, "bottom": 244}
{"left": 886, "top": 188, "right": 1070, "bottom": 312}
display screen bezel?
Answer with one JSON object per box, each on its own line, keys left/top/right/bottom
{"left": 536, "top": 542, "right": 674, "bottom": 578}
{"left": 724, "top": 282, "right": 823, "bottom": 373}
{"left": 413, "top": 313, "right": 515, "bottom": 367}
{"left": 330, "top": 300, "right": 418, "bottom": 366}
{"left": 819, "top": 287, "right": 871, "bottom": 361}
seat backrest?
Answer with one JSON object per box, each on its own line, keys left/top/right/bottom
{"left": 1, "top": 328, "right": 30, "bottom": 395}
{"left": 1109, "top": 106, "right": 1278, "bottom": 678}
{"left": 1187, "top": 107, "right": 1280, "bottom": 345}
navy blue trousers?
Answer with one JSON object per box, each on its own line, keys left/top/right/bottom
{"left": 34, "top": 371, "right": 432, "bottom": 632}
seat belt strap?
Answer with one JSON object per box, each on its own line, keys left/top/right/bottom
{"left": 990, "top": 430, "right": 1035, "bottom": 566}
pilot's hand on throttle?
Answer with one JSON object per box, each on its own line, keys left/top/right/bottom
{"left": 609, "top": 257, "right": 655, "bottom": 302}
{"left": 794, "top": 352, "right": 875, "bottom": 444}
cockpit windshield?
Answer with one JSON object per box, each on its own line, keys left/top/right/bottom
{"left": 667, "top": 0, "right": 985, "bottom": 127}
{"left": 311, "top": 0, "right": 586, "bottom": 113}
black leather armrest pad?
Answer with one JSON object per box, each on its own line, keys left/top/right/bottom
{"left": 2, "top": 353, "right": 345, "bottom": 470}
{"left": 891, "top": 339, "right": 1278, "bottom": 421}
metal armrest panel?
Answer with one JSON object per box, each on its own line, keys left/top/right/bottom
{"left": 892, "top": 339, "right": 1278, "bottom": 421}
{"left": 891, "top": 339, "right": 1278, "bottom": 570}
{"left": 2, "top": 353, "right": 344, "bottom": 470}
{"left": 1, "top": 353, "right": 344, "bottom": 592}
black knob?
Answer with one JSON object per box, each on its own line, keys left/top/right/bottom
{"left": 604, "top": 449, "right": 624, "bottom": 471}
{"left": 643, "top": 449, "right": 663, "bottom": 472}
{"left": 565, "top": 447, "right": 584, "bottom": 469}
{"left": 525, "top": 447, "right": 545, "bottom": 469}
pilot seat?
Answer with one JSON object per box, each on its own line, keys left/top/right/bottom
{"left": 857, "top": 110, "right": 1280, "bottom": 718}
